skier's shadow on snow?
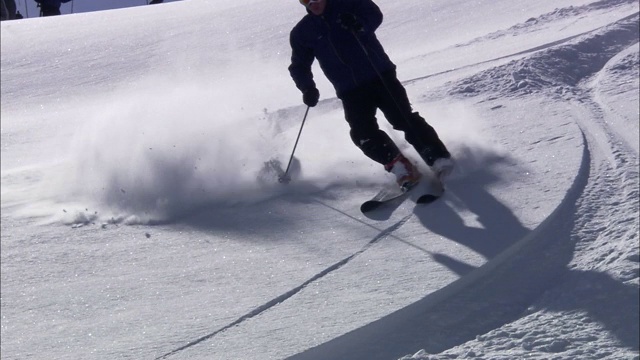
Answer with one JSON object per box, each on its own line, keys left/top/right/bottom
{"left": 413, "top": 167, "right": 530, "bottom": 276}
{"left": 288, "top": 245, "right": 639, "bottom": 360}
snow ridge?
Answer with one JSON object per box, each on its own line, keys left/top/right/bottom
{"left": 449, "top": 13, "right": 639, "bottom": 97}
{"left": 457, "top": 0, "right": 638, "bottom": 46}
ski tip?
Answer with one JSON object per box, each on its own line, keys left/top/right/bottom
{"left": 360, "top": 200, "right": 382, "bottom": 213}
{"left": 416, "top": 194, "right": 440, "bottom": 204}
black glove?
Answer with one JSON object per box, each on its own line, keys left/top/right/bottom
{"left": 302, "top": 88, "right": 320, "bottom": 107}
{"left": 338, "top": 13, "right": 363, "bottom": 32}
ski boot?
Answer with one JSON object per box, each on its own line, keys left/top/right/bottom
{"left": 431, "top": 157, "right": 455, "bottom": 182}
{"left": 385, "top": 154, "right": 422, "bottom": 191}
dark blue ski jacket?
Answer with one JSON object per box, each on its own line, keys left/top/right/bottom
{"left": 288, "top": 0, "right": 396, "bottom": 99}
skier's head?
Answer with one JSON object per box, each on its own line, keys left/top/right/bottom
{"left": 299, "top": 0, "right": 326, "bottom": 15}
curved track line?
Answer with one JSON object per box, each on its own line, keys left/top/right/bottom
{"left": 286, "top": 127, "right": 591, "bottom": 360}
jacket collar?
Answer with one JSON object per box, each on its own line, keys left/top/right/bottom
{"left": 306, "top": 0, "right": 333, "bottom": 17}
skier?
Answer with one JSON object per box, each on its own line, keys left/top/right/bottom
{"left": 288, "top": 0, "right": 454, "bottom": 189}
{"left": 35, "top": 0, "right": 70, "bottom": 17}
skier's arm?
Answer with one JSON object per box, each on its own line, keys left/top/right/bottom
{"left": 288, "top": 30, "right": 317, "bottom": 93}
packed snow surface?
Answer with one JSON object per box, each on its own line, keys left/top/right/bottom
{"left": 1, "top": 0, "right": 638, "bottom": 359}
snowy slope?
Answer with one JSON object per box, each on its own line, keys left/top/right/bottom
{"left": 1, "top": 0, "right": 638, "bottom": 360}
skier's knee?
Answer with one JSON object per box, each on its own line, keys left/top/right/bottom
{"left": 351, "top": 130, "right": 400, "bottom": 165}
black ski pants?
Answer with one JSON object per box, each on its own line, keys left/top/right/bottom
{"left": 341, "top": 70, "right": 449, "bottom": 167}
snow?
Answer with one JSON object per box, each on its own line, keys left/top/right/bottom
{"left": 1, "top": 0, "right": 638, "bottom": 359}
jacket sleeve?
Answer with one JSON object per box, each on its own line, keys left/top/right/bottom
{"left": 288, "top": 28, "right": 317, "bottom": 93}
{"left": 346, "top": 0, "right": 383, "bottom": 33}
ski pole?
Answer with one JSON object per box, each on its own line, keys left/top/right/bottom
{"left": 351, "top": 31, "right": 409, "bottom": 124}
{"left": 279, "top": 105, "right": 310, "bottom": 183}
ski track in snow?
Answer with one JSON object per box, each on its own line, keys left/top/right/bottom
{"left": 156, "top": 213, "right": 415, "bottom": 359}
{"left": 397, "top": 7, "right": 640, "bottom": 360}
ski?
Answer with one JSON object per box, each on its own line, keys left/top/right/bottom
{"left": 360, "top": 186, "right": 442, "bottom": 213}
{"left": 360, "top": 186, "right": 411, "bottom": 213}
{"left": 361, "top": 170, "right": 448, "bottom": 213}
{"left": 416, "top": 175, "right": 446, "bottom": 204}
{"left": 416, "top": 191, "right": 443, "bottom": 204}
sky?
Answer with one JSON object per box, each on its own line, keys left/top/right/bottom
{"left": 1, "top": 0, "right": 639, "bottom": 359}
